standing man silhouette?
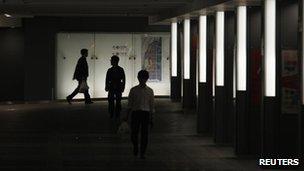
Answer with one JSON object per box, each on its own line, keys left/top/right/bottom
{"left": 105, "top": 55, "right": 126, "bottom": 119}
{"left": 66, "top": 48, "right": 93, "bottom": 104}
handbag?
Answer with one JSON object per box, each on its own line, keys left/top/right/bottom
{"left": 79, "top": 80, "right": 89, "bottom": 93}
{"left": 117, "top": 121, "right": 130, "bottom": 134}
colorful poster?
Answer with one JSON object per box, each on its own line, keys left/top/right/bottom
{"left": 141, "top": 36, "right": 162, "bottom": 81}
{"left": 281, "top": 50, "right": 299, "bottom": 114}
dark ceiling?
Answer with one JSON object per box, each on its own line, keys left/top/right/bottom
{"left": 0, "top": 0, "right": 263, "bottom": 24}
{"left": 0, "top": 0, "right": 193, "bottom": 17}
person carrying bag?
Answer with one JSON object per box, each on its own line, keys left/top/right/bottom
{"left": 124, "top": 70, "right": 155, "bottom": 159}
{"left": 66, "top": 48, "right": 93, "bottom": 104}
{"left": 79, "top": 80, "right": 89, "bottom": 93}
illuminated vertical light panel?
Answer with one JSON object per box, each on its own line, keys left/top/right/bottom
{"left": 171, "top": 21, "right": 178, "bottom": 77}
{"left": 184, "top": 18, "right": 190, "bottom": 79}
{"left": 237, "top": 6, "right": 247, "bottom": 91}
{"left": 216, "top": 11, "right": 225, "bottom": 86}
{"left": 264, "top": 0, "right": 276, "bottom": 97}
{"left": 199, "top": 15, "right": 207, "bottom": 83}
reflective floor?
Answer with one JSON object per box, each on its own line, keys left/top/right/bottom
{"left": 0, "top": 99, "right": 275, "bottom": 170}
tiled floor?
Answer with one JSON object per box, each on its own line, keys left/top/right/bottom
{"left": 0, "top": 99, "right": 280, "bottom": 170}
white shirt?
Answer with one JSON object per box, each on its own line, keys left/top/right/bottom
{"left": 128, "top": 85, "right": 155, "bottom": 113}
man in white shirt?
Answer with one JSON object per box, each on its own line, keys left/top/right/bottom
{"left": 125, "top": 70, "right": 154, "bottom": 159}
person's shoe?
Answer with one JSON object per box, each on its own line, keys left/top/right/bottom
{"left": 66, "top": 96, "right": 72, "bottom": 104}
{"left": 85, "top": 101, "right": 94, "bottom": 105}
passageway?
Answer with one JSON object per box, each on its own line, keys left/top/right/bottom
{"left": 0, "top": 99, "right": 270, "bottom": 170}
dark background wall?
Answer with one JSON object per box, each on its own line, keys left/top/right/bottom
{"left": 0, "top": 16, "right": 169, "bottom": 101}
{"left": 190, "top": 20, "right": 198, "bottom": 106}
{"left": 23, "top": 17, "right": 57, "bottom": 101}
{"left": 0, "top": 28, "right": 24, "bottom": 101}
{"left": 224, "top": 11, "right": 235, "bottom": 143}
{"left": 248, "top": 6, "right": 262, "bottom": 155}
{"left": 207, "top": 16, "right": 215, "bottom": 134}
{"left": 278, "top": 0, "right": 300, "bottom": 156}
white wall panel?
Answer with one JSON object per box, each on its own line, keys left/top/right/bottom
{"left": 56, "top": 33, "right": 95, "bottom": 99}
{"left": 94, "top": 33, "right": 134, "bottom": 98}
{"left": 56, "top": 32, "right": 170, "bottom": 99}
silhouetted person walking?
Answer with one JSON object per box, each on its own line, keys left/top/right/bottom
{"left": 125, "top": 70, "right": 155, "bottom": 159}
{"left": 105, "top": 55, "right": 126, "bottom": 119}
{"left": 66, "top": 49, "right": 93, "bottom": 104}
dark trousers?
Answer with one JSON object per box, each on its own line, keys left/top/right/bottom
{"left": 108, "top": 90, "right": 122, "bottom": 118}
{"left": 131, "top": 111, "right": 150, "bottom": 156}
{"left": 68, "top": 80, "right": 91, "bottom": 103}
